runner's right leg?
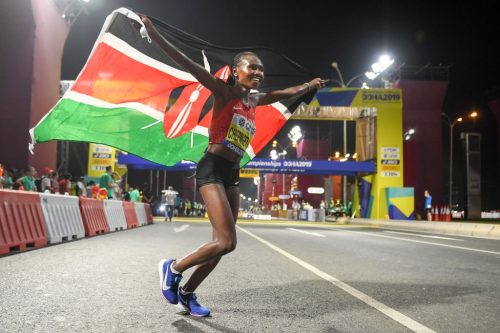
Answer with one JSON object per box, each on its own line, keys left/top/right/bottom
{"left": 172, "top": 183, "right": 236, "bottom": 273}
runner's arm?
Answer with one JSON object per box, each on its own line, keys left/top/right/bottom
{"left": 256, "top": 78, "right": 325, "bottom": 106}
{"left": 139, "top": 15, "right": 227, "bottom": 96}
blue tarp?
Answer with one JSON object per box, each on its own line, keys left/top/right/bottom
{"left": 118, "top": 154, "right": 375, "bottom": 176}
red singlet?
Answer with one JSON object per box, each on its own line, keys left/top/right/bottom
{"left": 209, "top": 99, "right": 256, "bottom": 157}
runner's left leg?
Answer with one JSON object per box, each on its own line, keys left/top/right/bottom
{"left": 181, "top": 186, "right": 239, "bottom": 292}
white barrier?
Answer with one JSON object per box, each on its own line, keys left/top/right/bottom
{"left": 103, "top": 200, "right": 128, "bottom": 231}
{"left": 40, "top": 193, "right": 85, "bottom": 244}
{"left": 134, "top": 202, "right": 148, "bottom": 226}
{"left": 481, "top": 211, "right": 500, "bottom": 219}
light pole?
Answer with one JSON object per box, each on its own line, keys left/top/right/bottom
{"left": 331, "top": 63, "right": 368, "bottom": 88}
{"left": 270, "top": 126, "right": 303, "bottom": 209}
{"left": 331, "top": 58, "right": 394, "bottom": 205}
{"left": 441, "top": 111, "right": 478, "bottom": 208}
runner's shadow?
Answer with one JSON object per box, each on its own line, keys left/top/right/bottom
{"left": 172, "top": 318, "right": 240, "bottom": 333}
{"left": 172, "top": 318, "right": 205, "bottom": 333}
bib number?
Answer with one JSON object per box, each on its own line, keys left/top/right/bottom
{"left": 222, "top": 114, "right": 255, "bottom": 156}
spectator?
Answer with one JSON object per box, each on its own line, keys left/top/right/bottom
{"left": 122, "top": 189, "right": 131, "bottom": 201}
{"left": 99, "top": 166, "right": 114, "bottom": 199}
{"left": 162, "top": 186, "right": 178, "bottom": 222}
{"left": 319, "top": 200, "right": 326, "bottom": 211}
{"left": 76, "top": 176, "right": 87, "bottom": 197}
{"left": 0, "top": 163, "right": 4, "bottom": 189}
{"left": 86, "top": 180, "right": 95, "bottom": 197}
{"left": 424, "top": 190, "right": 432, "bottom": 221}
{"left": 98, "top": 188, "right": 108, "bottom": 200}
{"left": 50, "top": 171, "right": 59, "bottom": 193}
{"left": 2, "top": 168, "right": 15, "bottom": 189}
{"left": 90, "top": 182, "right": 100, "bottom": 199}
{"left": 142, "top": 187, "right": 154, "bottom": 204}
{"left": 40, "top": 167, "right": 53, "bottom": 193}
{"left": 185, "top": 198, "right": 192, "bottom": 216}
{"left": 16, "top": 165, "right": 37, "bottom": 192}
{"left": 58, "top": 173, "right": 72, "bottom": 195}
{"left": 129, "top": 186, "right": 140, "bottom": 202}
{"left": 111, "top": 172, "right": 122, "bottom": 199}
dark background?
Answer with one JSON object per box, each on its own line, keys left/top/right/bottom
{"left": 59, "top": 0, "right": 499, "bottom": 209}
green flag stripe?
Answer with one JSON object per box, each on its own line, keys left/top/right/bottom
{"left": 34, "top": 98, "right": 251, "bottom": 166}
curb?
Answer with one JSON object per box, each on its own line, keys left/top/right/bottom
{"left": 345, "top": 218, "right": 500, "bottom": 239}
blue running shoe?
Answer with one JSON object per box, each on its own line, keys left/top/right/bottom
{"left": 158, "top": 259, "right": 182, "bottom": 304}
{"left": 178, "top": 290, "right": 211, "bottom": 317}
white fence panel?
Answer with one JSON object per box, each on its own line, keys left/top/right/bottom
{"left": 103, "top": 200, "right": 127, "bottom": 231}
{"left": 40, "top": 193, "right": 85, "bottom": 244}
{"left": 134, "top": 202, "right": 148, "bottom": 226}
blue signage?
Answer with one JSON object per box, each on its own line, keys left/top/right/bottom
{"left": 118, "top": 154, "right": 375, "bottom": 176}
{"left": 245, "top": 158, "right": 375, "bottom": 176}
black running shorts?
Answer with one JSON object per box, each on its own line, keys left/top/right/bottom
{"left": 196, "top": 152, "right": 240, "bottom": 189}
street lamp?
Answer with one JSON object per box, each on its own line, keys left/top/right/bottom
{"left": 331, "top": 63, "right": 367, "bottom": 88}
{"left": 270, "top": 126, "right": 302, "bottom": 160}
{"left": 331, "top": 55, "right": 395, "bottom": 88}
{"left": 270, "top": 127, "right": 303, "bottom": 208}
{"left": 331, "top": 57, "right": 394, "bottom": 204}
{"left": 404, "top": 128, "right": 416, "bottom": 141}
{"left": 441, "top": 111, "right": 478, "bottom": 208}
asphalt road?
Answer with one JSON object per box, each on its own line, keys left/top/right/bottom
{"left": 1, "top": 220, "right": 499, "bottom": 333}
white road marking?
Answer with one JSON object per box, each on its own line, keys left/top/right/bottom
{"left": 287, "top": 228, "right": 326, "bottom": 238}
{"left": 174, "top": 225, "right": 190, "bottom": 233}
{"left": 348, "top": 230, "right": 500, "bottom": 255}
{"left": 383, "top": 230, "right": 464, "bottom": 241}
{"left": 237, "top": 226, "right": 436, "bottom": 333}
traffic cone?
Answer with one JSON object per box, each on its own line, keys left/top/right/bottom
{"left": 444, "top": 206, "right": 451, "bottom": 221}
{"left": 433, "top": 206, "right": 440, "bottom": 221}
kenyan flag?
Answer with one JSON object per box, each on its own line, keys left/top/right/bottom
{"left": 32, "top": 8, "right": 314, "bottom": 166}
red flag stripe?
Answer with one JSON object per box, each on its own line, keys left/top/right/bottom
{"left": 72, "top": 40, "right": 192, "bottom": 113}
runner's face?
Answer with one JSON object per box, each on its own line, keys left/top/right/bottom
{"left": 235, "top": 56, "right": 264, "bottom": 89}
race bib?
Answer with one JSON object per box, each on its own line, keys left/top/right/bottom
{"left": 222, "top": 113, "right": 255, "bottom": 156}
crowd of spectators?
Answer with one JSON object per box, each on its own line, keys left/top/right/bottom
{"left": 0, "top": 163, "right": 153, "bottom": 204}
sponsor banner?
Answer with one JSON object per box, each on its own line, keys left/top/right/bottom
{"left": 381, "top": 165, "right": 401, "bottom": 171}
{"left": 88, "top": 143, "right": 116, "bottom": 177}
{"left": 381, "top": 159, "right": 400, "bottom": 165}
{"left": 245, "top": 158, "right": 375, "bottom": 175}
{"left": 381, "top": 171, "right": 401, "bottom": 177}
{"left": 381, "top": 147, "right": 400, "bottom": 153}
{"left": 381, "top": 153, "right": 400, "bottom": 159}
{"left": 239, "top": 168, "right": 260, "bottom": 178}
{"left": 117, "top": 155, "right": 376, "bottom": 176}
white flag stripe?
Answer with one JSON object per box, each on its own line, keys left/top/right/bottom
{"left": 63, "top": 91, "right": 163, "bottom": 120}
{"left": 271, "top": 101, "right": 292, "bottom": 119}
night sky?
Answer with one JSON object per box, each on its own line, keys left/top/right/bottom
{"left": 60, "top": 0, "right": 500, "bottom": 207}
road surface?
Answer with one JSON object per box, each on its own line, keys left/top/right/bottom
{"left": 1, "top": 219, "right": 499, "bottom": 332}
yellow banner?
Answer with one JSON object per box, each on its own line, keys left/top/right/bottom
{"left": 87, "top": 143, "right": 116, "bottom": 178}
{"left": 239, "top": 168, "right": 259, "bottom": 178}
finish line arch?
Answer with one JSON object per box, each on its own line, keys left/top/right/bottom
{"left": 293, "top": 87, "right": 413, "bottom": 220}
